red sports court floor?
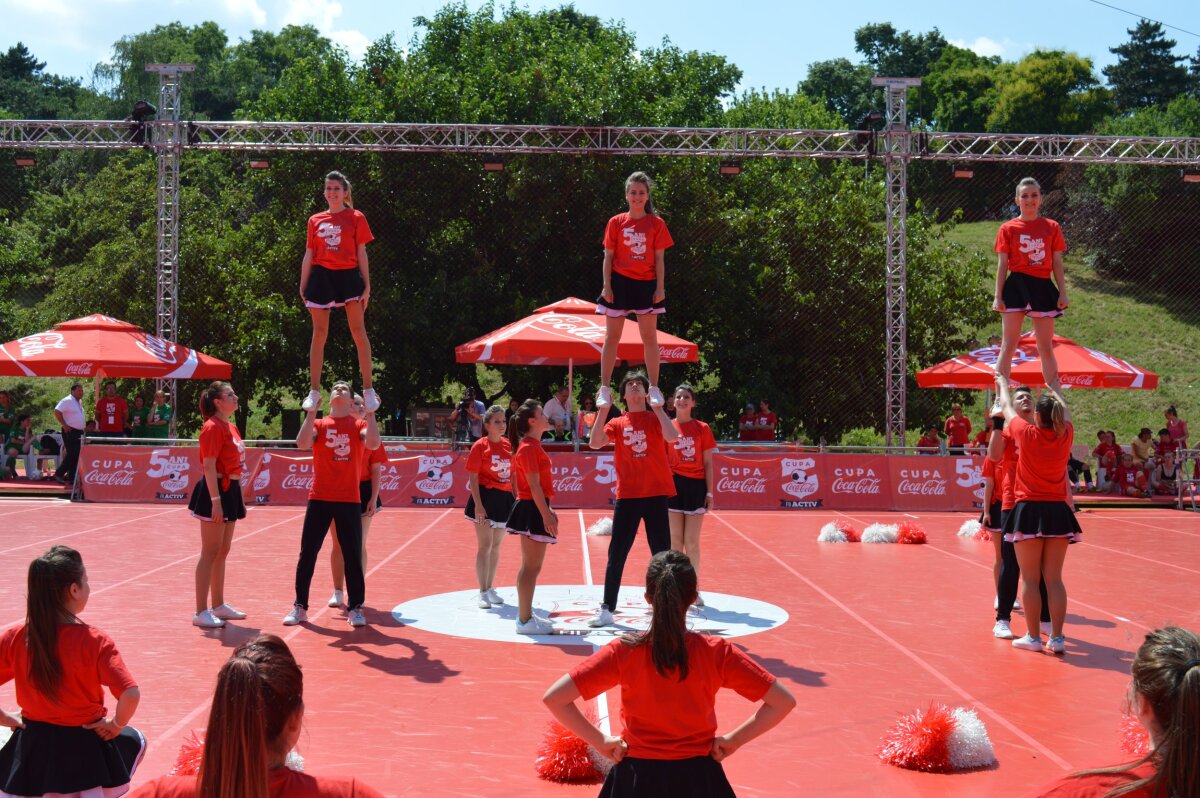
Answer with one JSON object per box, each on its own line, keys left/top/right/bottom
{"left": 0, "top": 500, "right": 1197, "bottom": 797}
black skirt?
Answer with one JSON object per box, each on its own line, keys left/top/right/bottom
{"left": 1001, "top": 272, "right": 1063, "bottom": 318}
{"left": 667, "top": 474, "right": 708, "bottom": 515}
{"left": 304, "top": 264, "right": 365, "bottom": 309}
{"left": 359, "top": 479, "right": 383, "bottom": 515}
{"left": 980, "top": 499, "right": 1002, "bottom": 530}
{"left": 1003, "top": 500, "right": 1082, "bottom": 542}
{"left": 188, "top": 477, "right": 246, "bottom": 522}
{"left": 598, "top": 756, "right": 736, "bottom": 798}
{"left": 597, "top": 271, "right": 666, "bottom": 317}
{"left": 0, "top": 719, "right": 145, "bottom": 796}
{"left": 506, "top": 499, "right": 557, "bottom": 544}
{"left": 466, "top": 485, "right": 515, "bottom": 528}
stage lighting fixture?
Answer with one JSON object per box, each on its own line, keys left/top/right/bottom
{"left": 1182, "top": 169, "right": 1200, "bottom": 184}
{"left": 952, "top": 164, "right": 974, "bottom": 179}
{"left": 13, "top": 156, "right": 35, "bottom": 168}
{"left": 482, "top": 155, "right": 505, "bottom": 172}
{"left": 719, "top": 161, "right": 742, "bottom": 176}
{"left": 248, "top": 159, "right": 271, "bottom": 169}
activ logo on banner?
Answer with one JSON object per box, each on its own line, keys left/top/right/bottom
{"left": 779, "top": 456, "right": 821, "bottom": 509}
{"left": 146, "top": 448, "right": 191, "bottom": 500}
{"left": 413, "top": 455, "right": 455, "bottom": 506}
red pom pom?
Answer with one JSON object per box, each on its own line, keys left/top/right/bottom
{"left": 1119, "top": 712, "right": 1151, "bottom": 757}
{"left": 534, "top": 721, "right": 604, "bottom": 783}
{"left": 878, "top": 704, "right": 955, "bottom": 773}
{"left": 835, "top": 519, "right": 860, "bottom": 542}
{"left": 977, "top": 526, "right": 992, "bottom": 542}
{"left": 896, "top": 521, "right": 927, "bottom": 545}
{"left": 169, "top": 730, "right": 205, "bottom": 776}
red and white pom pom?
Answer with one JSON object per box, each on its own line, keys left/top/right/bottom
{"left": 862, "top": 523, "right": 898, "bottom": 544}
{"left": 818, "top": 519, "right": 859, "bottom": 543}
{"left": 878, "top": 704, "right": 996, "bottom": 773}
{"left": 1119, "top": 712, "right": 1151, "bottom": 757}
{"left": 535, "top": 721, "right": 605, "bottom": 783}
{"left": 957, "top": 519, "right": 989, "bottom": 541}
{"left": 896, "top": 521, "right": 927, "bottom": 545}
{"left": 169, "top": 731, "right": 205, "bottom": 776}
{"left": 587, "top": 518, "right": 613, "bottom": 537}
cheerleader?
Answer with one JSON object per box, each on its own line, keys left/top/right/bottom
{"left": 0, "top": 546, "right": 145, "bottom": 797}
{"left": 993, "top": 177, "right": 1068, "bottom": 387}
{"left": 994, "top": 375, "right": 1079, "bottom": 654}
{"left": 667, "top": 384, "right": 716, "bottom": 607}
{"left": 465, "top": 405, "right": 514, "bottom": 609}
{"left": 299, "top": 171, "right": 380, "bottom": 414}
{"left": 505, "top": 400, "right": 557, "bottom": 635}
{"left": 596, "top": 171, "right": 673, "bottom": 409}
{"left": 543, "top": 551, "right": 796, "bottom": 798}
{"left": 587, "top": 370, "right": 677, "bottom": 628}
{"left": 188, "top": 381, "right": 248, "bottom": 629}
{"left": 328, "top": 393, "right": 387, "bottom": 609}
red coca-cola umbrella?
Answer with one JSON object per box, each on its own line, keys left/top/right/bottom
{"left": 0, "top": 314, "right": 232, "bottom": 380}
{"left": 915, "top": 332, "right": 1157, "bottom": 389}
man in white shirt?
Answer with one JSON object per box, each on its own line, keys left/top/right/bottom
{"left": 53, "top": 383, "right": 86, "bottom": 483}
{"left": 543, "top": 386, "right": 572, "bottom": 440}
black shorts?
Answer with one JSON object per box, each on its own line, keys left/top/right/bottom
{"left": 506, "top": 499, "right": 556, "bottom": 544}
{"left": 1003, "top": 500, "right": 1082, "bottom": 542}
{"left": 598, "top": 755, "right": 735, "bottom": 798}
{"left": 359, "top": 479, "right": 382, "bottom": 515}
{"left": 1001, "top": 272, "right": 1063, "bottom": 318}
{"left": 304, "top": 264, "right": 365, "bottom": 309}
{"left": 597, "top": 271, "right": 666, "bottom": 318}
{"left": 980, "top": 499, "right": 1002, "bottom": 531}
{"left": 667, "top": 474, "right": 708, "bottom": 515}
{"left": 188, "top": 477, "right": 247, "bottom": 522}
{"left": 0, "top": 719, "right": 145, "bottom": 796}
{"left": 466, "top": 484, "right": 515, "bottom": 528}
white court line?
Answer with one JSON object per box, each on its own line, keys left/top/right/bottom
{"left": 712, "top": 513, "right": 1074, "bottom": 771}
{"left": 1078, "top": 541, "right": 1200, "bottom": 576}
{"left": 576, "top": 509, "right": 611, "bottom": 736}
{"left": 157, "top": 509, "right": 451, "bottom": 746}
{"left": 1099, "top": 515, "right": 1200, "bottom": 539}
{"left": 0, "top": 506, "right": 186, "bottom": 557}
{"left": 577, "top": 510, "right": 593, "bottom": 585}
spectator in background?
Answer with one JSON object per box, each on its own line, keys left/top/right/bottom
{"left": 543, "top": 386, "right": 571, "bottom": 433}
{"left": 146, "top": 390, "right": 173, "bottom": 439}
{"left": 448, "top": 388, "right": 485, "bottom": 444}
{"left": 943, "top": 403, "right": 972, "bottom": 455}
{"left": 505, "top": 398, "right": 520, "bottom": 422}
{"left": 1152, "top": 450, "right": 1180, "bottom": 496}
{"left": 1093, "top": 430, "right": 1121, "bottom": 488}
{"left": 1110, "top": 453, "right": 1149, "bottom": 498}
{"left": 738, "top": 402, "right": 757, "bottom": 442}
{"left": 663, "top": 391, "right": 677, "bottom": 420}
{"left": 54, "top": 383, "right": 86, "bottom": 484}
{"left": 971, "top": 417, "right": 993, "bottom": 453}
{"left": 576, "top": 394, "right": 598, "bottom": 440}
{"left": 917, "top": 426, "right": 942, "bottom": 454}
{"left": 754, "top": 399, "right": 778, "bottom": 442}
{"left": 1067, "top": 453, "right": 1095, "bottom": 493}
{"left": 1165, "top": 405, "right": 1188, "bottom": 451}
{"left": 94, "top": 382, "right": 128, "bottom": 440}
{"left": 1130, "top": 428, "right": 1154, "bottom": 469}
{"left": 0, "top": 391, "right": 14, "bottom": 442}
{"left": 128, "top": 395, "right": 149, "bottom": 439}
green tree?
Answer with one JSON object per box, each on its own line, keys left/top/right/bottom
{"left": 799, "top": 58, "right": 875, "bottom": 126}
{"left": 0, "top": 42, "right": 102, "bottom": 118}
{"left": 1103, "top": 20, "right": 1194, "bottom": 112}
{"left": 924, "top": 45, "right": 1005, "bottom": 132}
{"left": 986, "top": 50, "right": 1111, "bottom": 133}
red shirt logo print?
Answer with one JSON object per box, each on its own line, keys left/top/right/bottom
{"left": 324, "top": 428, "right": 351, "bottom": 459}
{"left": 622, "top": 227, "right": 647, "bottom": 259}
{"left": 623, "top": 426, "right": 648, "bottom": 456}
{"left": 317, "top": 221, "right": 343, "bottom": 249}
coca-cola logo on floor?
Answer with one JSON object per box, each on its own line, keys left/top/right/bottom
{"left": 716, "top": 465, "right": 767, "bottom": 494}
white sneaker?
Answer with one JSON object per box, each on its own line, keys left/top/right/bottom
{"left": 301, "top": 389, "right": 321, "bottom": 412}
{"left": 363, "top": 388, "right": 380, "bottom": 412}
{"left": 476, "top": 591, "right": 492, "bottom": 609}
{"left": 992, "top": 620, "right": 1014, "bottom": 639}
{"left": 192, "top": 609, "right": 225, "bottom": 629}
{"left": 1012, "top": 634, "right": 1042, "bottom": 652}
{"left": 1044, "top": 635, "right": 1066, "bottom": 654}
{"left": 648, "top": 386, "right": 665, "bottom": 407}
{"left": 485, "top": 588, "right": 504, "bottom": 605}
{"left": 587, "top": 607, "right": 614, "bottom": 628}
{"left": 693, "top": 593, "right": 705, "bottom": 608}
{"left": 596, "top": 386, "right": 613, "bottom": 408}
{"left": 515, "top": 615, "right": 553, "bottom": 635}
{"left": 282, "top": 605, "right": 307, "bottom": 626}
{"left": 348, "top": 608, "right": 367, "bottom": 628}
{"left": 328, "top": 589, "right": 344, "bottom": 608}
{"left": 211, "top": 603, "right": 246, "bottom": 620}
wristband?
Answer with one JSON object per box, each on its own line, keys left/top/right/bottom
{"left": 705, "top": 492, "right": 714, "bottom": 497}
{"left": 992, "top": 417, "right": 1005, "bottom": 430}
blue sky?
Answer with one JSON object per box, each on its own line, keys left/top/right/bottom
{"left": 5, "top": 0, "right": 1198, "bottom": 94}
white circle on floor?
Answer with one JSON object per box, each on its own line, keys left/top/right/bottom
{"left": 390, "top": 585, "right": 788, "bottom": 646}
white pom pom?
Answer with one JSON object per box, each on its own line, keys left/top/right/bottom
{"left": 862, "top": 523, "right": 898, "bottom": 544}
{"left": 818, "top": 522, "right": 849, "bottom": 543}
{"left": 285, "top": 750, "right": 306, "bottom": 772}
{"left": 947, "top": 707, "right": 996, "bottom": 770}
{"left": 587, "top": 518, "right": 613, "bottom": 537}
{"left": 957, "top": 519, "right": 982, "bottom": 538}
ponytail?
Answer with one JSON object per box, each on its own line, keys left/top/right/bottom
{"left": 1035, "top": 393, "right": 1067, "bottom": 437}
{"left": 25, "top": 545, "right": 84, "bottom": 701}
{"left": 199, "top": 381, "right": 231, "bottom": 421}
{"left": 508, "top": 399, "right": 542, "bottom": 453}
{"left": 622, "top": 551, "right": 697, "bottom": 680}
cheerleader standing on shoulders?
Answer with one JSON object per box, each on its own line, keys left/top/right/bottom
{"left": 328, "top": 392, "right": 387, "bottom": 609}
{"left": 299, "top": 171, "right": 381, "bottom": 413}
{"left": 506, "top": 400, "right": 557, "bottom": 635}
{"left": 994, "top": 375, "right": 1079, "bottom": 654}
{"left": 596, "top": 171, "right": 673, "bottom": 409}
{"left": 667, "top": 384, "right": 716, "bottom": 607}
{"left": 189, "top": 381, "right": 248, "bottom": 629}
{"left": 465, "top": 405, "right": 514, "bottom": 609}
{"left": 543, "top": 551, "right": 796, "bottom": 798}
{"left": 993, "top": 177, "right": 1069, "bottom": 387}
{"left": 0, "top": 546, "right": 144, "bottom": 798}
{"left": 587, "top": 370, "right": 677, "bottom": 628}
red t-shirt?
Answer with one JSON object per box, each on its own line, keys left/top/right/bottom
{"left": 982, "top": 456, "right": 1004, "bottom": 506}
{"left": 310, "top": 416, "right": 367, "bottom": 503}
{"left": 752, "top": 411, "right": 778, "bottom": 442}
{"left": 465, "top": 436, "right": 512, "bottom": 490}
{"left": 995, "top": 217, "right": 1067, "bottom": 279}
{"left": 306, "top": 208, "right": 374, "bottom": 270}
{"left": 944, "top": 415, "right": 972, "bottom": 447}
{"left": 1021, "top": 762, "right": 1156, "bottom": 797}
{"left": 199, "top": 418, "right": 246, "bottom": 488}
{"left": 131, "top": 769, "right": 385, "bottom": 798}
{"left": 917, "top": 434, "right": 940, "bottom": 453}
{"left": 1113, "top": 465, "right": 1142, "bottom": 488}
{"left": 1154, "top": 440, "right": 1180, "bottom": 459}
{"left": 95, "top": 396, "right": 128, "bottom": 434}
{"left": 1093, "top": 441, "right": 1122, "bottom": 466}
{"left": 358, "top": 441, "right": 388, "bottom": 483}
{"left": 1001, "top": 425, "right": 1020, "bottom": 511}
{"left": 512, "top": 438, "right": 554, "bottom": 501}
{"left": 737, "top": 413, "right": 757, "bottom": 442}
{"left": 669, "top": 419, "right": 716, "bottom": 480}
{"left": 604, "top": 212, "right": 673, "bottom": 282}
{"left": 570, "top": 634, "right": 774, "bottom": 760}
{"left": 972, "top": 428, "right": 991, "bottom": 449}
{"left": 0, "top": 623, "right": 137, "bottom": 726}
{"left": 605, "top": 412, "right": 675, "bottom": 500}
{"left": 1010, "top": 416, "right": 1073, "bottom": 502}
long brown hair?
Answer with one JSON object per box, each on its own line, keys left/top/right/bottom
{"left": 199, "top": 381, "right": 231, "bottom": 421}
{"left": 25, "top": 545, "right": 84, "bottom": 701}
{"left": 197, "top": 634, "right": 303, "bottom": 798}
{"left": 1035, "top": 392, "right": 1067, "bottom": 437}
{"left": 507, "top": 399, "right": 542, "bottom": 453}
{"left": 622, "top": 550, "right": 697, "bottom": 680}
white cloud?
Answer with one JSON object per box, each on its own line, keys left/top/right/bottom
{"left": 220, "top": 0, "right": 267, "bottom": 27}
{"left": 330, "top": 29, "right": 371, "bottom": 60}
{"left": 280, "top": 0, "right": 343, "bottom": 30}
{"left": 950, "top": 36, "right": 1007, "bottom": 58}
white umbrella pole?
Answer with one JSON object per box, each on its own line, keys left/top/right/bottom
{"left": 569, "top": 359, "right": 578, "bottom": 452}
